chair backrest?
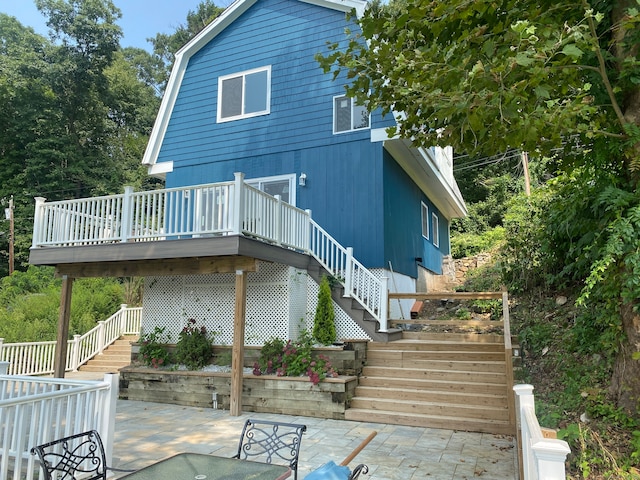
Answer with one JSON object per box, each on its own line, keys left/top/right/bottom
{"left": 30, "top": 430, "right": 108, "bottom": 480}
{"left": 235, "top": 419, "right": 307, "bottom": 479}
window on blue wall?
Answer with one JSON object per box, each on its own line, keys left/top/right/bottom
{"left": 333, "top": 95, "right": 369, "bottom": 133}
{"left": 217, "top": 66, "right": 271, "bottom": 122}
{"left": 421, "top": 202, "right": 429, "bottom": 239}
{"left": 247, "top": 174, "right": 296, "bottom": 205}
{"left": 432, "top": 212, "right": 439, "bottom": 247}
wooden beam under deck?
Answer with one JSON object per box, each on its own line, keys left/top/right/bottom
{"left": 55, "top": 256, "right": 258, "bottom": 278}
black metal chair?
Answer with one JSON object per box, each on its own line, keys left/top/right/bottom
{"left": 349, "top": 463, "right": 369, "bottom": 479}
{"left": 30, "top": 429, "right": 133, "bottom": 480}
{"left": 233, "top": 419, "right": 307, "bottom": 480}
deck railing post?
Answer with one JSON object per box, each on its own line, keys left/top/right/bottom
{"left": 274, "top": 195, "right": 282, "bottom": 245}
{"left": 101, "top": 373, "right": 119, "bottom": 471}
{"left": 71, "top": 334, "right": 81, "bottom": 371}
{"left": 232, "top": 172, "right": 245, "bottom": 235}
{"left": 98, "top": 321, "right": 106, "bottom": 354}
{"left": 379, "top": 277, "right": 389, "bottom": 332}
{"left": 344, "top": 247, "right": 353, "bottom": 298}
{"left": 121, "top": 186, "right": 134, "bottom": 243}
{"left": 305, "top": 209, "right": 312, "bottom": 254}
{"left": 32, "top": 197, "right": 46, "bottom": 248}
{"left": 0, "top": 360, "right": 7, "bottom": 375}
{"left": 119, "top": 304, "right": 128, "bottom": 333}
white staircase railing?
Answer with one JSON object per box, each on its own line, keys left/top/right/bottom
{"left": 32, "top": 173, "right": 389, "bottom": 332}
{"left": 0, "top": 367, "right": 118, "bottom": 480}
{"left": 514, "top": 384, "right": 571, "bottom": 480}
{"left": 0, "top": 305, "right": 141, "bottom": 376}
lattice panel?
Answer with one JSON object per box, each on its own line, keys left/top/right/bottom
{"left": 305, "top": 277, "right": 370, "bottom": 341}
{"left": 142, "top": 262, "right": 297, "bottom": 346}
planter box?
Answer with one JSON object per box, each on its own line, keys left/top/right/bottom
{"left": 130, "top": 340, "right": 368, "bottom": 376}
{"left": 119, "top": 367, "right": 358, "bottom": 420}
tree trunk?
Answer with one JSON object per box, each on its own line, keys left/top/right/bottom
{"left": 609, "top": 302, "right": 640, "bottom": 416}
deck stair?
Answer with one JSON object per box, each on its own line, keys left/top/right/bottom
{"left": 345, "top": 331, "right": 516, "bottom": 435}
{"left": 78, "top": 335, "right": 138, "bottom": 373}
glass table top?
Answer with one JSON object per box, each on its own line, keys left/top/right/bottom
{"left": 120, "top": 452, "right": 291, "bottom": 480}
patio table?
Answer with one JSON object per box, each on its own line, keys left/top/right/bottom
{"left": 118, "top": 452, "right": 291, "bottom": 480}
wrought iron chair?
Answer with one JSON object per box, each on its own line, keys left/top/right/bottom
{"left": 233, "top": 419, "right": 307, "bottom": 480}
{"left": 30, "top": 429, "right": 133, "bottom": 480}
{"left": 349, "top": 463, "right": 369, "bottom": 479}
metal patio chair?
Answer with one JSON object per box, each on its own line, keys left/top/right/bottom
{"left": 30, "top": 429, "right": 133, "bottom": 480}
{"left": 233, "top": 419, "right": 307, "bottom": 480}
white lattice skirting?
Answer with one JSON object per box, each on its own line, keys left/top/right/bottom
{"left": 142, "top": 261, "right": 370, "bottom": 346}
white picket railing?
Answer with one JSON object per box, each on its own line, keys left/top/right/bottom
{"left": 514, "top": 384, "right": 571, "bottom": 480}
{"left": 32, "top": 172, "right": 388, "bottom": 331}
{"left": 0, "top": 305, "right": 141, "bottom": 376}
{"left": 0, "top": 367, "right": 118, "bottom": 480}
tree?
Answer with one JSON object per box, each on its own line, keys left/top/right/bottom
{"left": 317, "top": 0, "right": 640, "bottom": 414}
{"left": 313, "top": 276, "right": 336, "bottom": 345}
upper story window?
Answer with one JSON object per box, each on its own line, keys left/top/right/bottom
{"left": 421, "top": 202, "right": 429, "bottom": 240}
{"left": 333, "top": 95, "right": 369, "bottom": 134}
{"left": 217, "top": 66, "right": 271, "bottom": 123}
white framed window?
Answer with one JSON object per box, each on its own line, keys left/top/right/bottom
{"left": 421, "top": 202, "right": 429, "bottom": 240}
{"left": 247, "top": 174, "right": 296, "bottom": 205}
{"left": 432, "top": 212, "right": 439, "bottom": 247}
{"left": 217, "top": 66, "right": 271, "bottom": 122}
{"left": 333, "top": 95, "right": 370, "bottom": 133}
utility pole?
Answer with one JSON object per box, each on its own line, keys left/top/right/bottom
{"left": 521, "top": 151, "right": 531, "bottom": 197}
{"left": 4, "top": 196, "right": 14, "bottom": 275}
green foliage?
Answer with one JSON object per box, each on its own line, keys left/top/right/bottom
{"left": 313, "top": 276, "right": 336, "bottom": 345}
{"left": 450, "top": 226, "right": 505, "bottom": 259}
{"left": 0, "top": 267, "right": 125, "bottom": 342}
{"left": 175, "top": 318, "right": 214, "bottom": 370}
{"left": 253, "top": 330, "right": 338, "bottom": 385}
{"left": 138, "top": 326, "right": 172, "bottom": 369}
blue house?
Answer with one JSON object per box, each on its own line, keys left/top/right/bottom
{"left": 29, "top": 0, "right": 466, "bottom": 350}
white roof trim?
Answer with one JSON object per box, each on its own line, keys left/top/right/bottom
{"left": 147, "top": 161, "right": 174, "bottom": 179}
{"left": 142, "top": 0, "right": 367, "bottom": 167}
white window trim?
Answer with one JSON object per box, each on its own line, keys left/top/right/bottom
{"left": 217, "top": 65, "right": 271, "bottom": 123}
{"left": 421, "top": 202, "right": 429, "bottom": 240}
{"left": 246, "top": 173, "right": 297, "bottom": 206}
{"left": 333, "top": 94, "right": 370, "bottom": 134}
{"left": 432, "top": 212, "right": 439, "bottom": 248}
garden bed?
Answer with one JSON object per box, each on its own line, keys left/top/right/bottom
{"left": 118, "top": 368, "right": 358, "bottom": 419}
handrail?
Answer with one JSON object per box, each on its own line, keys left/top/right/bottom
{"left": 0, "top": 305, "right": 141, "bottom": 376}
{"left": 514, "top": 384, "right": 571, "bottom": 479}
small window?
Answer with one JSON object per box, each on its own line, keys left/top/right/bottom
{"left": 218, "top": 66, "right": 271, "bottom": 122}
{"left": 432, "top": 212, "right": 439, "bottom": 248}
{"left": 421, "top": 202, "right": 429, "bottom": 239}
{"left": 247, "top": 174, "right": 296, "bottom": 205}
{"left": 333, "top": 95, "right": 369, "bottom": 133}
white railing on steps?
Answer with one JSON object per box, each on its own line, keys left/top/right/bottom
{"left": 32, "top": 172, "right": 389, "bottom": 332}
{"left": 514, "top": 384, "right": 571, "bottom": 480}
{"left": 0, "top": 305, "right": 141, "bottom": 376}
{"left": 0, "top": 367, "right": 118, "bottom": 480}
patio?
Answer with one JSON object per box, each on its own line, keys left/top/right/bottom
{"left": 111, "top": 399, "right": 517, "bottom": 480}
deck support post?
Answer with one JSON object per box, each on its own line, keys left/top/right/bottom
{"left": 54, "top": 275, "right": 74, "bottom": 378}
{"left": 230, "top": 269, "right": 247, "bottom": 416}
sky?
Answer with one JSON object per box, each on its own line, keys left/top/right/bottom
{"left": 0, "top": 0, "right": 216, "bottom": 52}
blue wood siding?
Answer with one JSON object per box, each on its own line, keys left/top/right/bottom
{"left": 158, "top": 0, "right": 365, "bottom": 171}
{"left": 382, "top": 149, "right": 449, "bottom": 277}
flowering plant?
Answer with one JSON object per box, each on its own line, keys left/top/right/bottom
{"left": 253, "top": 329, "right": 338, "bottom": 385}
{"left": 175, "top": 318, "right": 215, "bottom": 370}
{"left": 138, "top": 326, "right": 172, "bottom": 369}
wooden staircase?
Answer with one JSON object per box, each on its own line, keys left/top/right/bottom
{"left": 77, "top": 335, "right": 138, "bottom": 373}
{"left": 345, "top": 331, "right": 516, "bottom": 435}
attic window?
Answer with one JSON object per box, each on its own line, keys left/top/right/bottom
{"left": 333, "top": 95, "right": 369, "bottom": 133}
{"left": 217, "top": 66, "right": 271, "bottom": 122}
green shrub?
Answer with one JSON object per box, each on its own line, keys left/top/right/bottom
{"left": 450, "top": 226, "right": 505, "bottom": 259}
{"left": 313, "top": 276, "right": 336, "bottom": 345}
{"left": 139, "top": 326, "right": 172, "bottom": 369}
{"left": 175, "top": 318, "right": 214, "bottom": 370}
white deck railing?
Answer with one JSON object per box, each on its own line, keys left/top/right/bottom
{"left": 0, "top": 367, "right": 118, "bottom": 480}
{"left": 32, "top": 172, "right": 388, "bottom": 331}
{"left": 514, "top": 384, "right": 571, "bottom": 480}
{"left": 0, "top": 305, "right": 141, "bottom": 376}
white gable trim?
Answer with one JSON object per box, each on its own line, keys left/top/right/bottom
{"left": 142, "top": 0, "right": 366, "bottom": 168}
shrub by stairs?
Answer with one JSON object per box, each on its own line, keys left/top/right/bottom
{"left": 345, "top": 331, "right": 517, "bottom": 435}
{"left": 78, "top": 335, "right": 138, "bottom": 373}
